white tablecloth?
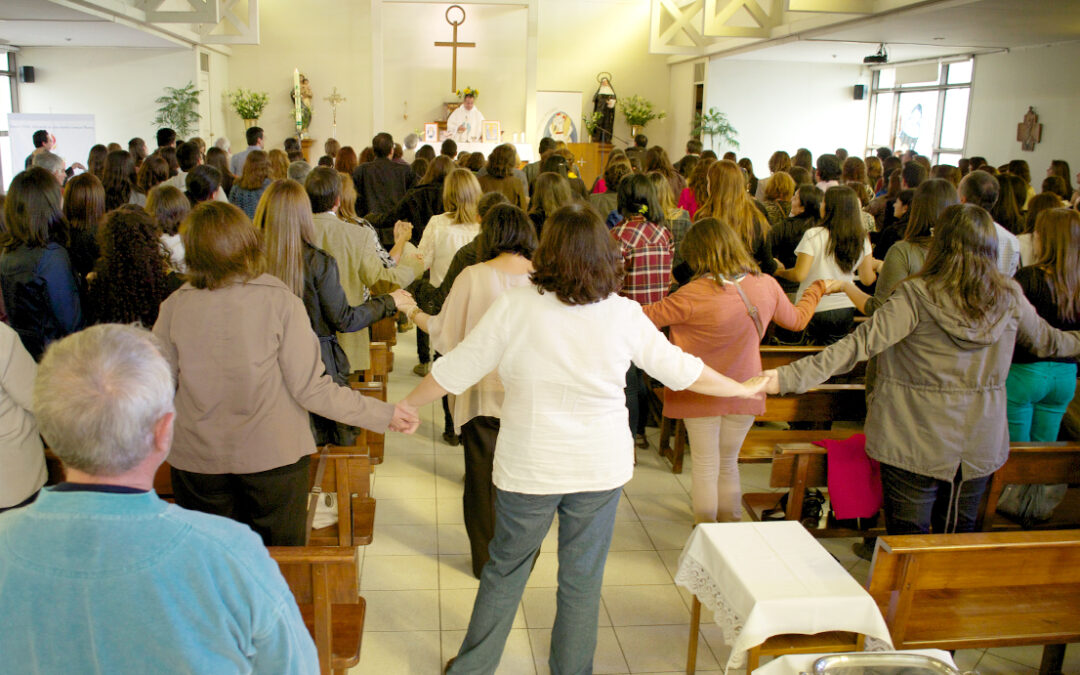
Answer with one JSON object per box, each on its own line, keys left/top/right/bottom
{"left": 752, "top": 649, "right": 956, "bottom": 675}
{"left": 674, "top": 522, "right": 894, "bottom": 672}
{"left": 451, "top": 142, "right": 534, "bottom": 162}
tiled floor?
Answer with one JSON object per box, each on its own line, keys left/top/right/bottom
{"left": 353, "top": 328, "right": 1080, "bottom": 674}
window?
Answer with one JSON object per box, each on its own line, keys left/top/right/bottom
{"left": 0, "top": 52, "right": 15, "bottom": 189}
{"left": 867, "top": 59, "right": 972, "bottom": 165}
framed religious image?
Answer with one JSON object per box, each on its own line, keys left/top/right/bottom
{"left": 483, "top": 121, "right": 501, "bottom": 143}
{"left": 424, "top": 123, "right": 438, "bottom": 143}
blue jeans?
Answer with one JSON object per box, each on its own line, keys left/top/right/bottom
{"left": 1006, "top": 361, "right": 1077, "bottom": 442}
{"left": 448, "top": 487, "right": 621, "bottom": 675}
{"left": 880, "top": 463, "right": 990, "bottom": 535}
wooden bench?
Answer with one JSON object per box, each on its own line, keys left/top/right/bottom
{"left": 269, "top": 546, "right": 365, "bottom": 675}
{"left": 307, "top": 445, "right": 377, "bottom": 547}
{"left": 348, "top": 341, "right": 390, "bottom": 463}
{"left": 658, "top": 384, "right": 867, "bottom": 474}
{"left": 867, "top": 530, "right": 1080, "bottom": 674}
{"left": 758, "top": 345, "right": 866, "bottom": 382}
{"left": 743, "top": 441, "right": 1080, "bottom": 538}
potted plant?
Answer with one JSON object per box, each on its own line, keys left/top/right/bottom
{"left": 152, "top": 82, "right": 201, "bottom": 137}
{"left": 228, "top": 88, "right": 270, "bottom": 128}
{"left": 692, "top": 107, "right": 739, "bottom": 152}
{"left": 619, "top": 95, "right": 666, "bottom": 137}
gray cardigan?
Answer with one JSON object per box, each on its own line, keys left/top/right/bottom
{"left": 778, "top": 278, "right": 1080, "bottom": 482}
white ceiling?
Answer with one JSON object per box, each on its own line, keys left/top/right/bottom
{"left": 0, "top": 0, "right": 178, "bottom": 48}
{"left": 723, "top": 40, "right": 972, "bottom": 64}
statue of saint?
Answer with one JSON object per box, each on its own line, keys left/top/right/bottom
{"left": 591, "top": 73, "right": 617, "bottom": 143}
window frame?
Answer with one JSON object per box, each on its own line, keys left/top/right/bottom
{"left": 867, "top": 58, "right": 974, "bottom": 164}
{"left": 0, "top": 51, "right": 16, "bottom": 189}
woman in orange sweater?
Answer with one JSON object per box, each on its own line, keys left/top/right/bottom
{"left": 643, "top": 218, "right": 837, "bottom": 523}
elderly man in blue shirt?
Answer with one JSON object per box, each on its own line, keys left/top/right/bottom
{"left": 0, "top": 324, "right": 318, "bottom": 674}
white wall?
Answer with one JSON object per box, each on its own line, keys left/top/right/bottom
{"left": 704, "top": 57, "right": 871, "bottom": 172}
{"left": 16, "top": 47, "right": 195, "bottom": 151}
{"left": 967, "top": 41, "right": 1080, "bottom": 174}
{"left": 668, "top": 60, "right": 697, "bottom": 156}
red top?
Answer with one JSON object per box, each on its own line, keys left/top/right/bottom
{"left": 611, "top": 216, "right": 673, "bottom": 306}
{"left": 678, "top": 188, "right": 698, "bottom": 218}
{"left": 643, "top": 275, "right": 826, "bottom": 417}
{"left": 592, "top": 178, "right": 607, "bottom": 194}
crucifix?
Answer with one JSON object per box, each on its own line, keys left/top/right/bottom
{"left": 434, "top": 5, "right": 475, "bottom": 93}
{"left": 323, "top": 86, "right": 346, "bottom": 137}
{"left": 1016, "top": 106, "right": 1042, "bottom": 152}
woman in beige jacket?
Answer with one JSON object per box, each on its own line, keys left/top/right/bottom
{"left": 153, "top": 202, "right": 416, "bottom": 545}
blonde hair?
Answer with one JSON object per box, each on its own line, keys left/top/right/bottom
{"left": 697, "top": 160, "right": 770, "bottom": 249}
{"left": 253, "top": 179, "right": 313, "bottom": 297}
{"left": 337, "top": 171, "right": 361, "bottom": 222}
{"left": 268, "top": 149, "right": 289, "bottom": 181}
{"left": 764, "top": 172, "right": 796, "bottom": 203}
{"left": 647, "top": 171, "right": 682, "bottom": 222}
{"left": 442, "top": 169, "right": 482, "bottom": 225}
{"left": 684, "top": 217, "right": 759, "bottom": 282}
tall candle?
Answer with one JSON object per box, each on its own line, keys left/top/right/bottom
{"left": 293, "top": 68, "right": 302, "bottom": 132}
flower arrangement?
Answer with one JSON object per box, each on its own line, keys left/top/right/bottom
{"left": 584, "top": 111, "right": 606, "bottom": 136}
{"left": 228, "top": 88, "right": 270, "bottom": 120}
{"left": 619, "top": 95, "right": 666, "bottom": 128}
{"left": 456, "top": 87, "right": 479, "bottom": 99}
{"left": 692, "top": 107, "right": 739, "bottom": 151}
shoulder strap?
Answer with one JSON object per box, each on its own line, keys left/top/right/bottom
{"left": 728, "top": 276, "right": 765, "bottom": 340}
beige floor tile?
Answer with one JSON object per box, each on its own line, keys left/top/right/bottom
{"left": 613, "top": 494, "right": 639, "bottom": 522}
{"left": 436, "top": 474, "right": 466, "bottom": 498}
{"left": 439, "top": 587, "right": 525, "bottom": 630}
{"left": 818, "top": 537, "right": 863, "bottom": 570}
{"left": 1061, "top": 644, "right": 1080, "bottom": 672}
{"left": 530, "top": 626, "right": 630, "bottom": 675}
{"left": 984, "top": 645, "right": 1046, "bottom": 669}
{"left": 439, "top": 628, "right": 537, "bottom": 674}
{"left": 626, "top": 493, "right": 694, "bottom": 522}
{"left": 520, "top": 587, "right": 611, "bottom": 629}
{"left": 373, "top": 498, "right": 437, "bottom": 526}
{"left": 435, "top": 454, "right": 466, "bottom": 477}
{"left": 615, "top": 624, "right": 720, "bottom": 673}
{"left": 386, "top": 428, "right": 437, "bottom": 455}
{"left": 602, "top": 585, "right": 691, "bottom": 626}
{"left": 952, "top": 649, "right": 985, "bottom": 672}
{"left": 360, "top": 554, "right": 440, "bottom": 591}
{"left": 847, "top": 559, "right": 871, "bottom": 586}
{"left": 602, "top": 550, "right": 674, "bottom": 586}
{"left": 436, "top": 498, "right": 465, "bottom": 524}
{"left": 362, "top": 589, "right": 440, "bottom": 631}
{"left": 352, "top": 629, "right": 442, "bottom": 674}
{"left": 641, "top": 518, "right": 694, "bottom": 552}
{"left": 623, "top": 468, "right": 687, "bottom": 497}
{"left": 739, "top": 462, "right": 776, "bottom": 491}
{"left": 973, "top": 653, "right": 1038, "bottom": 674}
{"left": 364, "top": 524, "right": 439, "bottom": 556}
{"left": 438, "top": 522, "right": 472, "bottom": 555}
{"left": 439, "top": 554, "right": 481, "bottom": 590}
{"left": 609, "top": 522, "right": 656, "bottom": 551}
{"left": 524, "top": 552, "right": 560, "bottom": 588}
{"left": 373, "top": 453, "right": 435, "bottom": 478}
{"left": 539, "top": 517, "right": 560, "bottom": 553}
{"left": 372, "top": 475, "right": 437, "bottom": 500}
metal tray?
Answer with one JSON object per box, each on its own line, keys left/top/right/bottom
{"left": 809, "top": 652, "right": 963, "bottom": 675}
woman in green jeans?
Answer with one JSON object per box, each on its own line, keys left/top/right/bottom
{"left": 1004, "top": 208, "right": 1080, "bottom": 523}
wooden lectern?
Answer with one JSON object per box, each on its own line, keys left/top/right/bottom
{"left": 566, "top": 142, "right": 613, "bottom": 192}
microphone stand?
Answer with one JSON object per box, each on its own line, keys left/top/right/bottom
{"left": 583, "top": 116, "right": 630, "bottom": 147}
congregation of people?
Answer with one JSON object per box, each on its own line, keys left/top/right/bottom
{"left": 2, "top": 119, "right": 1080, "bottom": 673}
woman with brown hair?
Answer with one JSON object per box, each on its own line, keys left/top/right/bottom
{"left": 334, "top": 146, "right": 359, "bottom": 176}
{"left": 1017, "top": 192, "right": 1061, "bottom": 266}
{"left": 102, "top": 150, "right": 144, "bottom": 210}
{"left": 267, "top": 149, "right": 289, "bottom": 181}
{"left": 645, "top": 145, "right": 686, "bottom": 199}
{"left": 737, "top": 157, "right": 759, "bottom": 197}
{"left": 644, "top": 217, "right": 835, "bottom": 523}
{"left": 136, "top": 154, "right": 170, "bottom": 197}
{"left": 358, "top": 146, "right": 376, "bottom": 165}
{"left": 338, "top": 170, "right": 410, "bottom": 265}
{"left": 157, "top": 146, "right": 180, "bottom": 177}
{"left": 761, "top": 171, "right": 795, "bottom": 230}
{"left": 255, "top": 179, "right": 408, "bottom": 445}
{"left": 146, "top": 184, "right": 191, "bottom": 273}
{"left": 228, "top": 149, "right": 272, "bottom": 219}
{"left": 1047, "top": 159, "right": 1074, "bottom": 198}
{"left": 753, "top": 150, "right": 792, "bottom": 200}
{"left": 697, "top": 159, "right": 777, "bottom": 274}
{"left": 777, "top": 185, "right": 876, "bottom": 344}
{"left": 205, "top": 146, "right": 235, "bottom": 195}
{"left": 389, "top": 155, "right": 454, "bottom": 245}
{"left": 589, "top": 157, "right": 631, "bottom": 219}
{"left": 793, "top": 147, "right": 813, "bottom": 173}
{"left": 478, "top": 144, "right": 527, "bottom": 209}
{"left": 647, "top": 171, "right": 691, "bottom": 263}
{"left": 766, "top": 203, "right": 1080, "bottom": 535}
{"left": 993, "top": 173, "right": 1026, "bottom": 235}
{"left": 153, "top": 201, "right": 416, "bottom": 545}
{"left": 399, "top": 203, "right": 767, "bottom": 674}
{"left": 528, "top": 171, "right": 574, "bottom": 238}
{"left": 682, "top": 155, "right": 715, "bottom": 216}
{"left": 62, "top": 173, "right": 105, "bottom": 279}
{"left": 86, "top": 145, "right": 108, "bottom": 181}
{"left": 86, "top": 206, "right": 180, "bottom": 326}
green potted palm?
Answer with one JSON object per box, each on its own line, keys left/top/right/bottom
{"left": 229, "top": 88, "right": 270, "bottom": 129}
{"left": 692, "top": 107, "right": 739, "bottom": 153}
{"left": 619, "top": 95, "right": 666, "bottom": 138}
{"left": 153, "top": 82, "right": 201, "bottom": 137}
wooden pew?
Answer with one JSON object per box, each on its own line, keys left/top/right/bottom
{"left": 307, "top": 445, "right": 377, "bottom": 547}
{"left": 866, "top": 530, "right": 1080, "bottom": 674}
{"left": 758, "top": 345, "right": 866, "bottom": 381}
{"left": 743, "top": 441, "right": 1080, "bottom": 538}
{"left": 269, "top": 546, "right": 365, "bottom": 675}
{"left": 659, "top": 384, "right": 867, "bottom": 474}
{"left": 348, "top": 341, "right": 390, "bottom": 463}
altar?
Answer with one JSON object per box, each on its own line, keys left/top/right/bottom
{"left": 451, "top": 142, "right": 535, "bottom": 163}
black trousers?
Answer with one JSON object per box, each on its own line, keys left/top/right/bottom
{"left": 460, "top": 415, "right": 500, "bottom": 578}
{"left": 417, "top": 327, "right": 431, "bottom": 364}
{"left": 624, "top": 364, "right": 648, "bottom": 436}
{"left": 171, "top": 455, "right": 311, "bottom": 546}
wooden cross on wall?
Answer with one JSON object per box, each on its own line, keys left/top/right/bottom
{"left": 1017, "top": 106, "right": 1042, "bottom": 152}
{"left": 434, "top": 5, "right": 475, "bottom": 93}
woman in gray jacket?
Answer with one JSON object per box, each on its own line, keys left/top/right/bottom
{"left": 765, "top": 204, "right": 1080, "bottom": 535}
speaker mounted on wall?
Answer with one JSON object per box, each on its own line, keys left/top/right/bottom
{"left": 19, "top": 66, "right": 35, "bottom": 84}
{"left": 853, "top": 84, "right": 866, "bottom": 100}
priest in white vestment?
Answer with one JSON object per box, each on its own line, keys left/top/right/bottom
{"left": 447, "top": 94, "right": 485, "bottom": 143}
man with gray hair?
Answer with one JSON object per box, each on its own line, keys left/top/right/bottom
{"left": 0, "top": 324, "right": 317, "bottom": 673}
{"left": 287, "top": 159, "right": 312, "bottom": 183}
{"left": 32, "top": 151, "right": 68, "bottom": 185}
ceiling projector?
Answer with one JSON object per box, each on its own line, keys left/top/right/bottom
{"left": 863, "top": 45, "right": 888, "bottom": 64}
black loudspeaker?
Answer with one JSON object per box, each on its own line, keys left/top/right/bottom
{"left": 19, "top": 66, "right": 34, "bottom": 83}
{"left": 853, "top": 84, "right": 866, "bottom": 100}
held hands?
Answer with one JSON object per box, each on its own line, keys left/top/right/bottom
{"left": 739, "top": 375, "right": 771, "bottom": 398}
{"left": 389, "top": 401, "right": 420, "bottom": 434}
{"left": 393, "top": 220, "right": 413, "bottom": 245}
{"left": 762, "top": 370, "right": 780, "bottom": 395}
{"left": 389, "top": 289, "right": 414, "bottom": 311}
{"left": 821, "top": 279, "right": 845, "bottom": 294}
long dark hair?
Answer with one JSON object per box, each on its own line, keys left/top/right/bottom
{"left": 917, "top": 203, "right": 1013, "bottom": 323}
{"left": 903, "top": 178, "right": 958, "bottom": 243}
{"left": 1032, "top": 208, "right": 1080, "bottom": 322}
{"left": 617, "top": 173, "right": 665, "bottom": 225}
{"left": 4, "top": 167, "right": 68, "bottom": 250}
{"left": 477, "top": 204, "right": 537, "bottom": 262}
{"left": 991, "top": 173, "right": 1026, "bottom": 235}
{"left": 102, "top": 150, "right": 137, "bottom": 211}
{"left": 88, "top": 206, "right": 173, "bottom": 326}
{"left": 792, "top": 184, "right": 823, "bottom": 224}
{"left": 531, "top": 203, "right": 623, "bottom": 306}
{"left": 820, "top": 186, "right": 864, "bottom": 273}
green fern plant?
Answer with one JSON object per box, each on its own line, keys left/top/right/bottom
{"left": 153, "top": 82, "right": 201, "bottom": 137}
{"left": 692, "top": 107, "right": 739, "bottom": 152}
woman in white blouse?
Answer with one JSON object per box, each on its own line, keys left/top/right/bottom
{"left": 403, "top": 204, "right": 537, "bottom": 579}
{"left": 418, "top": 168, "right": 482, "bottom": 287}
{"left": 399, "top": 203, "right": 767, "bottom": 675}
